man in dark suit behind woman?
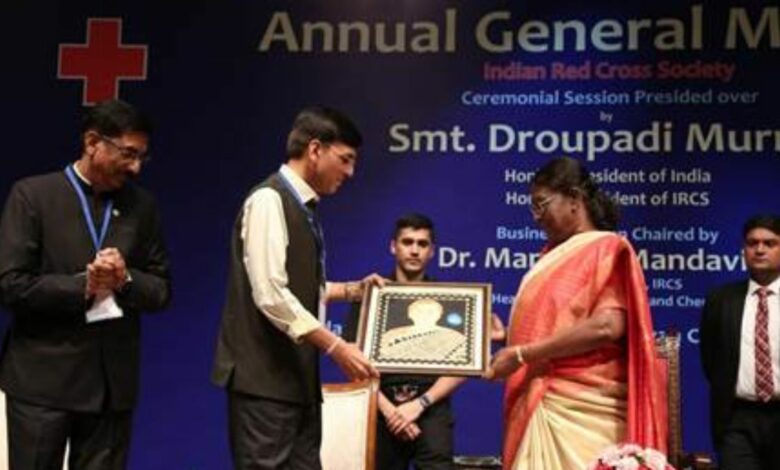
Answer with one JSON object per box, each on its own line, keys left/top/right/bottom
{"left": 700, "top": 214, "right": 780, "bottom": 470}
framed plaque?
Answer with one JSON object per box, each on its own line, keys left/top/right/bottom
{"left": 356, "top": 282, "right": 491, "bottom": 376}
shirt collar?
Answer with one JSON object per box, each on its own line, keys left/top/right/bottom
{"left": 70, "top": 164, "right": 122, "bottom": 199}
{"left": 748, "top": 276, "right": 780, "bottom": 297}
{"left": 69, "top": 162, "right": 100, "bottom": 196}
{"left": 72, "top": 162, "right": 92, "bottom": 186}
{"left": 280, "top": 164, "right": 318, "bottom": 206}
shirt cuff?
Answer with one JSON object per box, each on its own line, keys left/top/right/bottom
{"left": 286, "top": 313, "right": 322, "bottom": 342}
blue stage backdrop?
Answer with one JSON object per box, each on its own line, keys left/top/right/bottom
{"left": 2, "top": 1, "right": 780, "bottom": 468}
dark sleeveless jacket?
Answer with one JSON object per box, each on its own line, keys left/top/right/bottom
{"left": 211, "top": 173, "right": 322, "bottom": 404}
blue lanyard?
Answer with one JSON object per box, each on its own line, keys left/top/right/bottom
{"left": 65, "top": 165, "right": 114, "bottom": 252}
{"left": 277, "top": 172, "right": 326, "bottom": 276}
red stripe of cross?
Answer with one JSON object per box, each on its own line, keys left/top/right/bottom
{"left": 58, "top": 18, "right": 148, "bottom": 105}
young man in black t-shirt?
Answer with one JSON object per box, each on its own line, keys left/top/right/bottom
{"left": 345, "top": 213, "right": 465, "bottom": 470}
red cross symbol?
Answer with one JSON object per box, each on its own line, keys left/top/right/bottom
{"left": 58, "top": 18, "right": 148, "bottom": 105}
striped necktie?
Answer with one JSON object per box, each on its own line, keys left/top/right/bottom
{"left": 755, "top": 287, "right": 774, "bottom": 402}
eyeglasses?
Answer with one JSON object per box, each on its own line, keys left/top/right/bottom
{"left": 529, "top": 194, "right": 558, "bottom": 216}
{"left": 99, "top": 135, "right": 151, "bottom": 163}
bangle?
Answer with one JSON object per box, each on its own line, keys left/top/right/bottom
{"left": 326, "top": 337, "right": 343, "bottom": 356}
{"left": 514, "top": 345, "right": 525, "bottom": 365}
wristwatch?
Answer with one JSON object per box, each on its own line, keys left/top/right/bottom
{"left": 119, "top": 271, "right": 133, "bottom": 294}
{"left": 418, "top": 393, "right": 432, "bottom": 410}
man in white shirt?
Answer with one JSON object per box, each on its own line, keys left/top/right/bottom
{"left": 211, "top": 106, "right": 379, "bottom": 469}
{"left": 700, "top": 214, "right": 780, "bottom": 470}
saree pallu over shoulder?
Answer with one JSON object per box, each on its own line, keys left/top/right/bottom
{"left": 503, "top": 232, "right": 667, "bottom": 469}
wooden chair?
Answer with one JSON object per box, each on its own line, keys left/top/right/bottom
{"left": 655, "top": 328, "right": 715, "bottom": 470}
{"left": 321, "top": 379, "right": 378, "bottom": 470}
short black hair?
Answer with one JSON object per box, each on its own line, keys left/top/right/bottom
{"left": 286, "top": 106, "right": 362, "bottom": 159}
{"left": 393, "top": 213, "right": 435, "bottom": 242}
{"left": 743, "top": 214, "right": 780, "bottom": 239}
{"left": 82, "top": 99, "right": 152, "bottom": 138}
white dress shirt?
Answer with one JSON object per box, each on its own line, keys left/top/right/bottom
{"left": 736, "top": 276, "right": 780, "bottom": 400}
{"left": 241, "top": 164, "right": 325, "bottom": 342}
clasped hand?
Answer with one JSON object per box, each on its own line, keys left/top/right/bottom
{"left": 384, "top": 401, "right": 423, "bottom": 441}
{"left": 86, "top": 247, "right": 127, "bottom": 297}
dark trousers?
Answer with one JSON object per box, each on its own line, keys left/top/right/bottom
{"left": 227, "top": 390, "right": 322, "bottom": 470}
{"left": 719, "top": 400, "right": 780, "bottom": 470}
{"left": 6, "top": 396, "right": 132, "bottom": 470}
{"left": 376, "top": 400, "right": 454, "bottom": 470}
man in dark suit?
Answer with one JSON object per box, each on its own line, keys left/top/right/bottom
{"left": 0, "top": 99, "right": 171, "bottom": 469}
{"left": 700, "top": 214, "right": 780, "bottom": 470}
{"left": 211, "top": 106, "right": 379, "bottom": 469}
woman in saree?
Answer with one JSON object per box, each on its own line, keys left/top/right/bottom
{"left": 486, "top": 157, "right": 667, "bottom": 470}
